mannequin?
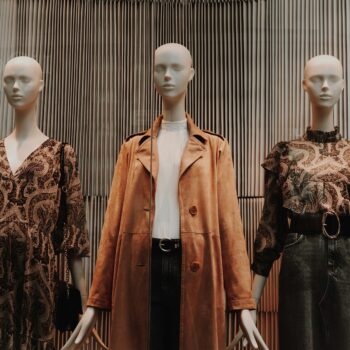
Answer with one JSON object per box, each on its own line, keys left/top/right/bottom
{"left": 62, "top": 43, "right": 267, "bottom": 350}
{"left": 0, "top": 56, "right": 90, "bottom": 349}
{"left": 232, "top": 55, "right": 348, "bottom": 349}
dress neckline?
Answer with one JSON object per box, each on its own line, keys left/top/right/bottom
{"left": 1, "top": 137, "right": 51, "bottom": 177}
{"left": 304, "top": 126, "right": 341, "bottom": 143}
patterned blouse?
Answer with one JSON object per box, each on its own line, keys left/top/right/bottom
{"left": 0, "top": 138, "right": 90, "bottom": 350}
{"left": 252, "top": 127, "right": 350, "bottom": 277}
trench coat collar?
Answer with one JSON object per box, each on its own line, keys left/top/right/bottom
{"left": 136, "top": 113, "right": 208, "bottom": 181}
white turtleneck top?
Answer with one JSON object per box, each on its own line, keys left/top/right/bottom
{"left": 152, "top": 119, "right": 189, "bottom": 239}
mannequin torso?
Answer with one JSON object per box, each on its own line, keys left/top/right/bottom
{"left": 0, "top": 56, "right": 90, "bottom": 349}
{"left": 152, "top": 119, "right": 189, "bottom": 239}
{"left": 232, "top": 55, "right": 347, "bottom": 349}
{"left": 64, "top": 43, "right": 266, "bottom": 350}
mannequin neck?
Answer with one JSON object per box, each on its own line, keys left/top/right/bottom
{"left": 162, "top": 93, "right": 187, "bottom": 122}
{"left": 311, "top": 104, "right": 335, "bottom": 132}
{"left": 12, "top": 101, "right": 42, "bottom": 140}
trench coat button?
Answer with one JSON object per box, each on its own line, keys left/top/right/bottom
{"left": 190, "top": 261, "right": 200, "bottom": 272}
{"left": 189, "top": 206, "right": 197, "bottom": 216}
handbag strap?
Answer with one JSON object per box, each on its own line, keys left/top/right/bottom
{"left": 59, "top": 143, "right": 67, "bottom": 189}
{"left": 59, "top": 143, "right": 70, "bottom": 294}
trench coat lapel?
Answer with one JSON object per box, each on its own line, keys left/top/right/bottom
{"left": 179, "top": 135, "right": 206, "bottom": 179}
{"left": 136, "top": 116, "right": 162, "bottom": 182}
{"left": 179, "top": 113, "right": 207, "bottom": 179}
{"left": 136, "top": 113, "right": 208, "bottom": 181}
{"left": 136, "top": 137, "right": 159, "bottom": 182}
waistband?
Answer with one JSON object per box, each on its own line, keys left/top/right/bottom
{"left": 152, "top": 238, "right": 181, "bottom": 253}
{"left": 290, "top": 212, "right": 350, "bottom": 239}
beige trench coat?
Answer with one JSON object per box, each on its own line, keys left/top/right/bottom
{"left": 87, "top": 114, "right": 255, "bottom": 350}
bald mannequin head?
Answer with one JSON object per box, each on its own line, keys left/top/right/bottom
{"left": 304, "top": 55, "right": 343, "bottom": 80}
{"left": 303, "top": 55, "right": 344, "bottom": 108}
{"left": 5, "top": 56, "right": 43, "bottom": 79}
{"left": 155, "top": 43, "right": 193, "bottom": 68}
{"left": 3, "top": 56, "right": 44, "bottom": 111}
{"left": 153, "top": 43, "right": 194, "bottom": 101}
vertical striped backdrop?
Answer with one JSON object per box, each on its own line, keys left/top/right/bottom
{"left": 0, "top": 0, "right": 349, "bottom": 348}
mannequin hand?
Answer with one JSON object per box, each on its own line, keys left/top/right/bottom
{"left": 229, "top": 309, "right": 257, "bottom": 348}
{"left": 226, "top": 309, "right": 268, "bottom": 350}
{"left": 60, "top": 307, "right": 100, "bottom": 350}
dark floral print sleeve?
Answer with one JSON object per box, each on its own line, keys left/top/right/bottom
{"left": 252, "top": 142, "right": 289, "bottom": 277}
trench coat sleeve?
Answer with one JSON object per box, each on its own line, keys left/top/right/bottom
{"left": 87, "top": 142, "right": 129, "bottom": 310}
{"left": 217, "top": 140, "right": 256, "bottom": 311}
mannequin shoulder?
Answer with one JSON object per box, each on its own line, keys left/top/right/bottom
{"left": 340, "top": 138, "right": 350, "bottom": 144}
{"left": 54, "top": 139, "right": 75, "bottom": 152}
{"left": 202, "top": 130, "right": 230, "bottom": 155}
{"left": 337, "top": 138, "right": 350, "bottom": 151}
{"left": 266, "top": 141, "right": 290, "bottom": 157}
{"left": 273, "top": 140, "right": 289, "bottom": 149}
{"left": 125, "top": 130, "right": 148, "bottom": 143}
{"left": 55, "top": 141, "right": 79, "bottom": 161}
{"left": 264, "top": 139, "right": 290, "bottom": 150}
{"left": 203, "top": 130, "right": 225, "bottom": 141}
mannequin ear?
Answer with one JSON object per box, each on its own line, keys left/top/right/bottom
{"left": 302, "top": 79, "right": 307, "bottom": 91}
{"left": 39, "top": 79, "right": 44, "bottom": 92}
{"left": 188, "top": 67, "right": 195, "bottom": 82}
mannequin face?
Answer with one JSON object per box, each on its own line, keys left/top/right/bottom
{"left": 3, "top": 56, "right": 44, "bottom": 111}
{"left": 303, "top": 55, "right": 344, "bottom": 108}
{"left": 154, "top": 43, "right": 194, "bottom": 100}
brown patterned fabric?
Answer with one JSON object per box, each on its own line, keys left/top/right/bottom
{"left": 0, "top": 138, "right": 89, "bottom": 350}
{"left": 252, "top": 127, "right": 350, "bottom": 276}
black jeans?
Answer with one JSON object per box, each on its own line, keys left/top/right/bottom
{"left": 150, "top": 239, "right": 181, "bottom": 350}
{"left": 279, "top": 232, "right": 350, "bottom": 350}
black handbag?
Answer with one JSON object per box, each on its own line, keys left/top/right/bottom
{"left": 54, "top": 143, "right": 83, "bottom": 332}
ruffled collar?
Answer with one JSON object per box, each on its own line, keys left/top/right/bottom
{"left": 304, "top": 126, "right": 341, "bottom": 143}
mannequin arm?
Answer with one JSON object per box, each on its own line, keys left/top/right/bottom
{"left": 251, "top": 274, "right": 267, "bottom": 301}
{"left": 66, "top": 259, "right": 108, "bottom": 350}
{"left": 228, "top": 274, "right": 268, "bottom": 349}
{"left": 68, "top": 257, "right": 88, "bottom": 309}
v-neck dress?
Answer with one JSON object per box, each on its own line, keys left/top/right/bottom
{"left": 0, "top": 138, "right": 90, "bottom": 350}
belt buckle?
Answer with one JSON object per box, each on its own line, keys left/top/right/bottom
{"left": 159, "top": 238, "right": 172, "bottom": 252}
{"left": 322, "top": 211, "right": 340, "bottom": 239}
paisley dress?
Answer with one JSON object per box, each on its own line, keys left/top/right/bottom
{"left": 0, "top": 138, "right": 90, "bottom": 350}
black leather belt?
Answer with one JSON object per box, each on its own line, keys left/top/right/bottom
{"left": 152, "top": 238, "right": 181, "bottom": 253}
{"left": 290, "top": 212, "right": 350, "bottom": 239}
